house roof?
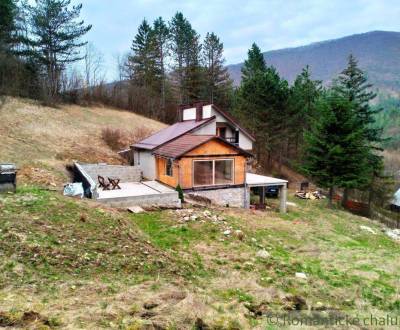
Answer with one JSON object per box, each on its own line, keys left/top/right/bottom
{"left": 152, "top": 134, "right": 253, "bottom": 159}
{"left": 132, "top": 117, "right": 215, "bottom": 150}
{"left": 211, "top": 104, "right": 256, "bottom": 141}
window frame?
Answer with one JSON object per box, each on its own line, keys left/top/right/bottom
{"left": 192, "top": 158, "right": 234, "bottom": 187}
{"left": 165, "top": 158, "right": 173, "bottom": 177}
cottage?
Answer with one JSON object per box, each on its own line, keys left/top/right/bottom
{"left": 127, "top": 102, "right": 288, "bottom": 211}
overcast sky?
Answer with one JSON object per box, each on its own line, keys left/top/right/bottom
{"left": 72, "top": 0, "right": 400, "bottom": 81}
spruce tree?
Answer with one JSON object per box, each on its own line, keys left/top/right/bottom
{"left": 241, "top": 43, "right": 266, "bottom": 80}
{"left": 0, "top": 0, "right": 17, "bottom": 52}
{"left": 235, "top": 44, "right": 289, "bottom": 166}
{"left": 152, "top": 17, "right": 170, "bottom": 110}
{"left": 302, "top": 91, "right": 370, "bottom": 207}
{"left": 127, "top": 19, "right": 158, "bottom": 88}
{"left": 333, "top": 54, "right": 384, "bottom": 205}
{"left": 169, "top": 12, "right": 202, "bottom": 103}
{"left": 288, "top": 66, "right": 322, "bottom": 156}
{"left": 202, "top": 32, "right": 232, "bottom": 107}
{"left": 28, "top": 0, "right": 92, "bottom": 99}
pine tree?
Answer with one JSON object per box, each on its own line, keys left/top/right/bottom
{"left": 241, "top": 43, "right": 266, "bottom": 80}
{"left": 28, "top": 0, "right": 92, "bottom": 99}
{"left": 302, "top": 91, "right": 371, "bottom": 207}
{"left": 127, "top": 19, "right": 158, "bottom": 88}
{"left": 333, "top": 54, "right": 384, "bottom": 205}
{"left": 334, "top": 54, "right": 382, "bottom": 144}
{"left": 169, "top": 12, "right": 203, "bottom": 103}
{"left": 0, "top": 0, "right": 17, "bottom": 53}
{"left": 202, "top": 32, "right": 232, "bottom": 107}
{"left": 287, "top": 66, "right": 322, "bottom": 157}
{"left": 152, "top": 17, "right": 169, "bottom": 111}
{"left": 235, "top": 45, "right": 289, "bottom": 166}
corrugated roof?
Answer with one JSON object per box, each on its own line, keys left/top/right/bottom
{"left": 153, "top": 134, "right": 252, "bottom": 159}
{"left": 132, "top": 117, "right": 214, "bottom": 150}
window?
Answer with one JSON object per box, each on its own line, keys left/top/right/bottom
{"left": 215, "top": 160, "right": 233, "bottom": 185}
{"left": 165, "top": 159, "right": 173, "bottom": 176}
{"left": 193, "top": 160, "right": 213, "bottom": 186}
{"left": 217, "top": 127, "right": 226, "bottom": 139}
{"left": 193, "top": 159, "right": 234, "bottom": 186}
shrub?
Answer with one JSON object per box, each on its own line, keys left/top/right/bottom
{"left": 101, "top": 127, "right": 154, "bottom": 151}
{"left": 176, "top": 184, "right": 184, "bottom": 202}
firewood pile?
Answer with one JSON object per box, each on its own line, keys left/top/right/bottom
{"left": 295, "top": 190, "right": 325, "bottom": 200}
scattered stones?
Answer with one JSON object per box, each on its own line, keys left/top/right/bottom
{"left": 295, "top": 272, "right": 308, "bottom": 280}
{"left": 256, "top": 249, "right": 270, "bottom": 259}
{"left": 173, "top": 208, "right": 234, "bottom": 236}
{"left": 360, "top": 225, "right": 377, "bottom": 235}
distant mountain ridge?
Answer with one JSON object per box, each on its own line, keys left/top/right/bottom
{"left": 227, "top": 31, "right": 400, "bottom": 94}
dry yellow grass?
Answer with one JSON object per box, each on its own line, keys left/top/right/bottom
{"left": 0, "top": 97, "right": 166, "bottom": 184}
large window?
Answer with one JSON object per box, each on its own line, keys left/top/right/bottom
{"left": 193, "top": 159, "right": 233, "bottom": 186}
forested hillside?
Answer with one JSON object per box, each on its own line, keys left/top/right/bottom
{"left": 228, "top": 31, "right": 400, "bottom": 94}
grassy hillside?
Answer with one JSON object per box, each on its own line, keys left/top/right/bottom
{"left": 0, "top": 97, "right": 166, "bottom": 185}
{"left": 1, "top": 186, "right": 399, "bottom": 329}
{"left": 1, "top": 98, "right": 399, "bottom": 329}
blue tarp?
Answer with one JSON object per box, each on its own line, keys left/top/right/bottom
{"left": 392, "top": 188, "right": 400, "bottom": 207}
{"left": 63, "top": 182, "right": 84, "bottom": 198}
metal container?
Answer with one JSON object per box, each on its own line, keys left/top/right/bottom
{"left": 0, "top": 163, "right": 17, "bottom": 193}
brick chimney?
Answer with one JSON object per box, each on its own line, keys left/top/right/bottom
{"left": 194, "top": 101, "right": 203, "bottom": 121}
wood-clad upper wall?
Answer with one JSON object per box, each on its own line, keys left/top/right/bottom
{"left": 156, "top": 139, "right": 247, "bottom": 189}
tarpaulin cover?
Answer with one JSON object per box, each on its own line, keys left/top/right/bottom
{"left": 63, "top": 182, "right": 84, "bottom": 198}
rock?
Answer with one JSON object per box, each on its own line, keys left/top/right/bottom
{"left": 190, "top": 215, "right": 198, "bottom": 221}
{"left": 360, "top": 225, "right": 377, "bottom": 235}
{"left": 256, "top": 249, "right": 270, "bottom": 259}
{"left": 385, "top": 229, "right": 400, "bottom": 240}
{"left": 183, "top": 216, "right": 190, "bottom": 221}
{"left": 295, "top": 272, "right": 307, "bottom": 279}
{"left": 223, "top": 230, "right": 231, "bottom": 236}
{"left": 234, "top": 229, "right": 244, "bottom": 240}
{"left": 128, "top": 206, "right": 145, "bottom": 214}
{"left": 203, "top": 210, "right": 211, "bottom": 217}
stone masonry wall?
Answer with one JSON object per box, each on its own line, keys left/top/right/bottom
{"left": 189, "top": 187, "right": 249, "bottom": 208}
{"left": 79, "top": 164, "right": 142, "bottom": 183}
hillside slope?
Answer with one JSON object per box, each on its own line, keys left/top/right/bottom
{"left": 228, "top": 31, "right": 400, "bottom": 94}
{"left": 0, "top": 186, "right": 399, "bottom": 329}
{"left": 0, "top": 97, "right": 166, "bottom": 184}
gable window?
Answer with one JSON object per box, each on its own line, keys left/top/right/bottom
{"left": 165, "top": 159, "right": 173, "bottom": 176}
{"left": 193, "top": 159, "right": 233, "bottom": 186}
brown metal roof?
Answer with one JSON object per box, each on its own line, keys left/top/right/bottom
{"left": 132, "top": 117, "right": 215, "bottom": 150}
{"left": 153, "top": 134, "right": 253, "bottom": 159}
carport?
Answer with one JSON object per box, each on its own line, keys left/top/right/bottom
{"left": 246, "top": 173, "right": 288, "bottom": 213}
